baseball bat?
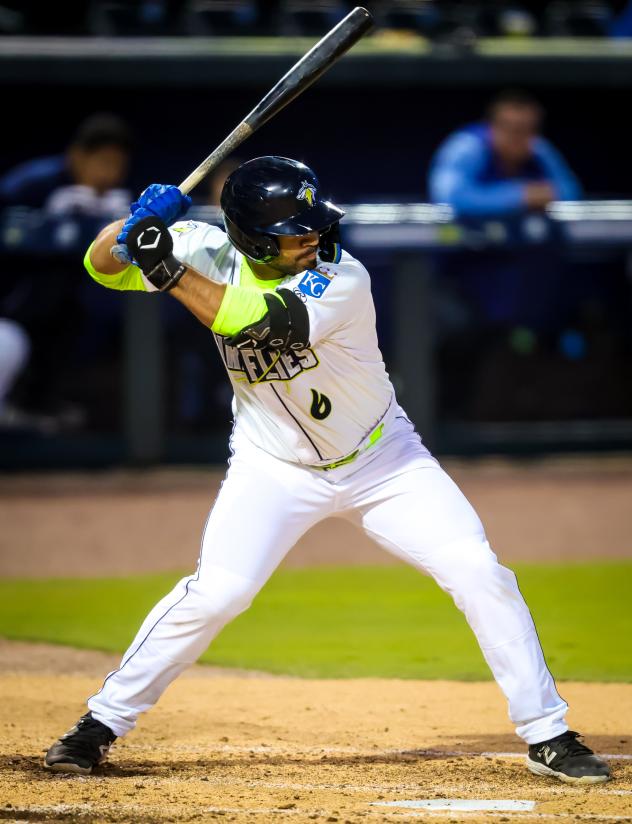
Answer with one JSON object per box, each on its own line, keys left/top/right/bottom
{"left": 111, "top": 6, "right": 372, "bottom": 262}
{"left": 178, "top": 6, "right": 373, "bottom": 194}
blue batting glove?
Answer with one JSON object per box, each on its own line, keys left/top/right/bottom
{"left": 117, "top": 184, "right": 192, "bottom": 246}
{"left": 132, "top": 183, "right": 192, "bottom": 223}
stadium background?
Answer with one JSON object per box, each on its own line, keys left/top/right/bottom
{"left": 0, "top": 2, "right": 631, "bottom": 822}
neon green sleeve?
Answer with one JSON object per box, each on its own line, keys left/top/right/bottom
{"left": 83, "top": 242, "right": 147, "bottom": 292}
{"left": 212, "top": 283, "right": 277, "bottom": 335}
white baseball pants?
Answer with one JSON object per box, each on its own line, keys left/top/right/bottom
{"left": 89, "top": 412, "right": 568, "bottom": 745}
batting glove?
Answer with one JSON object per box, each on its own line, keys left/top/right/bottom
{"left": 113, "top": 184, "right": 192, "bottom": 265}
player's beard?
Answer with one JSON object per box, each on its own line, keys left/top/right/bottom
{"left": 267, "top": 249, "right": 317, "bottom": 277}
{"left": 298, "top": 249, "right": 318, "bottom": 270}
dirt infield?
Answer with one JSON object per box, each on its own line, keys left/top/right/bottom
{"left": 1, "top": 459, "right": 631, "bottom": 821}
{"left": 1, "top": 456, "right": 631, "bottom": 578}
{"left": 1, "top": 642, "right": 630, "bottom": 824}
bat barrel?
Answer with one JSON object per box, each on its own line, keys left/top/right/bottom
{"left": 245, "top": 7, "right": 373, "bottom": 132}
{"left": 176, "top": 6, "right": 372, "bottom": 196}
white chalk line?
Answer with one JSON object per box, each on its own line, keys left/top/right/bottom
{"left": 374, "top": 799, "right": 537, "bottom": 811}
{"left": 4, "top": 804, "right": 632, "bottom": 821}
{"left": 362, "top": 815, "right": 632, "bottom": 821}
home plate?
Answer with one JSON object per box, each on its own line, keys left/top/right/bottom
{"left": 372, "top": 799, "right": 536, "bottom": 812}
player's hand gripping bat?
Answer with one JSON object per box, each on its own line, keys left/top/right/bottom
{"left": 111, "top": 6, "right": 373, "bottom": 263}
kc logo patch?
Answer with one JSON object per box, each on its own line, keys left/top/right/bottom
{"left": 298, "top": 269, "right": 332, "bottom": 299}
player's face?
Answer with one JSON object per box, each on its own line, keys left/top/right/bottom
{"left": 270, "top": 231, "right": 320, "bottom": 276}
{"left": 490, "top": 104, "right": 540, "bottom": 168}
{"left": 69, "top": 145, "right": 129, "bottom": 193}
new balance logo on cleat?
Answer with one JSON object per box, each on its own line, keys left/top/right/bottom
{"left": 539, "top": 745, "right": 556, "bottom": 765}
{"left": 527, "top": 731, "right": 610, "bottom": 785}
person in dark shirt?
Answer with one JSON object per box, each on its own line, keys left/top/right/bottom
{"left": 0, "top": 114, "right": 133, "bottom": 422}
{"left": 0, "top": 113, "right": 132, "bottom": 214}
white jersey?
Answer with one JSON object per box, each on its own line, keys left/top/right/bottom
{"left": 165, "top": 220, "right": 395, "bottom": 466}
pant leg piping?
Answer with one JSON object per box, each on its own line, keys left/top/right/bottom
{"left": 87, "top": 487, "right": 216, "bottom": 703}
{"left": 88, "top": 420, "right": 239, "bottom": 705}
{"left": 478, "top": 626, "right": 535, "bottom": 652}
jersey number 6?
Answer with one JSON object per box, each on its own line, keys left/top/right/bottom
{"left": 310, "top": 390, "right": 332, "bottom": 420}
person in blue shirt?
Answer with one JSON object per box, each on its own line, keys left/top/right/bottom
{"left": 427, "top": 92, "right": 584, "bottom": 420}
{"left": 428, "top": 90, "right": 582, "bottom": 217}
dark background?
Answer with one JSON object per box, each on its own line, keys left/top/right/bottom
{"left": 2, "top": 23, "right": 632, "bottom": 466}
{"left": 2, "top": 85, "right": 629, "bottom": 201}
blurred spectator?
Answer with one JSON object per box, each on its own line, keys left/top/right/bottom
{"left": 543, "top": 1, "right": 613, "bottom": 37}
{"left": 428, "top": 89, "right": 581, "bottom": 217}
{"left": 0, "top": 114, "right": 133, "bottom": 424}
{"left": 427, "top": 91, "right": 587, "bottom": 421}
{"left": 88, "top": 0, "right": 181, "bottom": 36}
{"left": 0, "top": 113, "right": 132, "bottom": 216}
{"left": 609, "top": 0, "right": 632, "bottom": 35}
{"left": 0, "top": 318, "right": 29, "bottom": 427}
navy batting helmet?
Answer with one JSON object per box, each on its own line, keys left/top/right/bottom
{"left": 220, "top": 156, "right": 345, "bottom": 263}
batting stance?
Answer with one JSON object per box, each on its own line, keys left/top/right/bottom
{"left": 45, "top": 157, "right": 608, "bottom": 785}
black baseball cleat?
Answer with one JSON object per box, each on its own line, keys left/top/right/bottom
{"left": 44, "top": 712, "right": 117, "bottom": 775}
{"left": 527, "top": 730, "right": 610, "bottom": 785}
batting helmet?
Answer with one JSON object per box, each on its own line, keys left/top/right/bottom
{"left": 220, "top": 156, "right": 345, "bottom": 263}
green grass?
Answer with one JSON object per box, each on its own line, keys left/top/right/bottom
{"left": 1, "top": 562, "right": 630, "bottom": 681}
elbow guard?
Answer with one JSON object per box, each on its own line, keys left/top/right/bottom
{"left": 227, "top": 288, "right": 310, "bottom": 353}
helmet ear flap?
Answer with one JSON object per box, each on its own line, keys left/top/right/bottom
{"left": 319, "top": 222, "right": 342, "bottom": 264}
{"left": 253, "top": 234, "right": 280, "bottom": 262}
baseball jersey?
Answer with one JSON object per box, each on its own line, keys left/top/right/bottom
{"left": 94, "top": 220, "right": 395, "bottom": 466}
{"left": 167, "top": 220, "right": 396, "bottom": 466}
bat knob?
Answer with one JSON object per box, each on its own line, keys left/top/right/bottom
{"left": 110, "top": 243, "right": 133, "bottom": 265}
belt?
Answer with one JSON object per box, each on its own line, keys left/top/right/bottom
{"left": 315, "top": 421, "right": 385, "bottom": 472}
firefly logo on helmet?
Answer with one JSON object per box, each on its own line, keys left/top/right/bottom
{"left": 297, "top": 180, "right": 316, "bottom": 207}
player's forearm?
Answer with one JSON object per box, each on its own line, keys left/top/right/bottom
{"left": 119, "top": 215, "right": 268, "bottom": 332}
{"left": 171, "top": 269, "right": 227, "bottom": 328}
{"left": 89, "top": 220, "right": 127, "bottom": 274}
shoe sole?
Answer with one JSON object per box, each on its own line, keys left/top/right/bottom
{"left": 44, "top": 760, "right": 93, "bottom": 775}
{"left": 526, "top": 756, "right": 610, "bottom": 785}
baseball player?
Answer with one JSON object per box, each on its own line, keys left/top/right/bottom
{"left": 45, "top": 157, "right": 609, "bottom": 785}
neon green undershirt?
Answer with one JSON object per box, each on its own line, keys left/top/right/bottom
{"left": 83, "top": 242, "right": 146, "bottom": 291}
{"left": 83, "top": 243, "right": 287, "bottom": 335}
{"left": 239, "top": 256, "right": 286, "bottom": 291}
{"left": 211, "top": 257, "right": 287, "bottom": 336}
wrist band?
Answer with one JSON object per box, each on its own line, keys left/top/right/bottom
{"left": 146, "top": 253, "right": 188, "bottom": 292}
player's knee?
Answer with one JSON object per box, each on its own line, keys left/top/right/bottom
{"left": 186, "top": 567, "right": 259, "bottom": 627}
{"left": 432, "top": 538, "right": 519, "bottom": 605}
{"left": 433, "top": 539, "right": 534, "bottom": 643}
